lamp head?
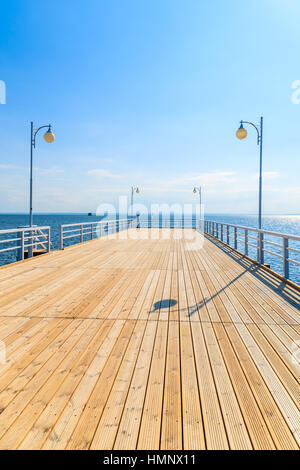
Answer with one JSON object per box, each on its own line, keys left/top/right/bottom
{"left": 136, "top": 188, "right": 140, "bottom": 194}
{"left": 193, "top": 188, "right": 197, "bottom": 194}
{"left": 44, "top": 126, "right": 55, "bottom": 143}
{"left": 236, "top": 122, "right": 247, "bottom": 140}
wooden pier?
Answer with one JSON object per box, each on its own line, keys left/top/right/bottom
{"left": 0, "top": 228, "right": 299, "bottom": 450}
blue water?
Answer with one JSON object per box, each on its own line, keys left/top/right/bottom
{"left": 0, "top": 213, "right": 299, "bottom": 285}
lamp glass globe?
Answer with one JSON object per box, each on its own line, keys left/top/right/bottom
{"left": 236, "top": 127, "right": 247, "bottom": 140}
{"left": 44, "top": 130, "right": 55, "bottom": 143}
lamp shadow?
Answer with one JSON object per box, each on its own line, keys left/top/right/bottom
{"left": 150, "top": 299, "right": 177, "bottom": 313}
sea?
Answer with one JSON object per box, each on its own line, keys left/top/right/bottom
{"left": 0, "top": 213, "right": 299, "bottom": 285}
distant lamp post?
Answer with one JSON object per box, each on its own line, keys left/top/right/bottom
{"left": 29, "top": 122, "right": 55, "bottom": 226}
{"left": 131, "top": 186, "right": 140, "bottom": 218}
{"left": 236, "top": 117, "right": 263, "bottom": 230}
{"left": 193, "top": 186, "right": 202, "bottom": 226}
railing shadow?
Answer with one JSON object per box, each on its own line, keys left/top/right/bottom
{"left": 148, "top": 265, "right": 257, "bottom": 318}
{"left": 205, "top": 234, "right": 300, "bottom": 310}
{"left": 186, "top": 263, "right": 257, "bottom": 317}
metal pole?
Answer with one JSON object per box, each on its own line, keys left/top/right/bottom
{"left": 258, "top": 117, "right": 263, "bottom": 230}
{"left": 29, "top": 121, "right": 34, "bottom": 227}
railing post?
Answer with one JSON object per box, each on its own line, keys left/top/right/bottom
{"left": 227, "top": 225, "right": 229, "bottom": 245}
{"left": 34, "top": 229, "right": 38, "bottom": 251}
{"left": 244, "top": 229, "right": 248, "bottom": 256}
{"left": 16, "top": 230, "right": 24, "bottom": 262}
{"left": 47, "top": 228, "right": 51, "bottom": 253}
{"left": 260, "top": 232, "right": 264, "bottom": 265}
{"left": 257, "top": 231, "right": 264, "bottom": 264}
{"left": 20, "top": 230, "right": 25, "bottom": 261}
{"left": 91, "top": 223, "right": 93, "bottom": 240}
{"left": 234, "top": 227, "right": 237, "bottom": 249}
{"left": 80, "top": 224, "right": 83, "bottom": 243}
{"left": 216, "top": 223, "right": 219, "bottom": 239}
{"left": 221, "top": 224, "right": 223, "bottom": 242}
{"left": 60, "top": 226, "right": 63, "bottom": 250}
{"left": 283, "top": 237, "right": 289, "bottom": 279}
{"left": 28, "top": 229, "right": 33, "bottom": 258}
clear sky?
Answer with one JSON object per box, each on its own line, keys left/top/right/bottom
{"left": 0, "top": 0, "right": 299, "bottom": 214}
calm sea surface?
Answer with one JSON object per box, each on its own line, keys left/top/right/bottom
{"left": 0, "top": 213, "right": 299, "bottom": 284}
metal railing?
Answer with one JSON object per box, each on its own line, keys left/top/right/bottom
{"left": 204, "top": 220, "right": 300, "bottom": 281}
{"left": 0, "top": 226, "right": 51, "bottom": 261}
{"left": 59, "top": 216, "right": 203, "bottom": 249}
{"left": 59, "top": 218, "right": 135, "bottom": 250}
{"left": 136, "top": 215, "right": 200, "bottom": 228}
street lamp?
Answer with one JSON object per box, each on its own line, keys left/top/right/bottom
{"left": 130, "top": 186, "right": 140, "bottom": 218}
{"left": 29, "top": 121, "right": 55, "bottom": 226}
{"left": 193, "top": 186, "right": 202, "bottom": 224}
{"left": 236, "top": 117, "right": 263, "bottom": 230}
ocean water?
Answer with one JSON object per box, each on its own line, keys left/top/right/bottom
{"left": 0, "top": 213, "right": 299, "bottom": 285}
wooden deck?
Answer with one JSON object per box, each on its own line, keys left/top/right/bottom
{"left": 0, "top": 228, "right": 299, "bottom": 450}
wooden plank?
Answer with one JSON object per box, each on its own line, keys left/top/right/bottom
{"left": 90, "top": 320, "right": 147, "bottom": 449}
{"left": 0, "top": 318, "right": 104, "bottom": 448}
{"left": 213, "top": 323, "right": 275, "bottom": 449}
{"left": 64, "top": 320, "right": 136, "bottom": 449}
{"left": 224, "top": 322, "right": 299, "bottom": 449}
{"left": 113, "top": 320, "right": 158, "bottom": 449}
{"left": 234, "top": 322, "right": 300, "bottom": 447}
{"left": 160, "top": 321, "right": 182, "bottom": 450}
{"left": 191, "top": 322, "right": 229, "bottom": 449}
{"left": 201, "top": 322, "right": 252, "bottom": 449}
{"left": 180, "top": 321, "right": 205, "bottom": 449}
{"left": 40, "top": 320, "right": 125, "bottom": 450}
{"left": 137, "top": 321, "right": 168, "bottom": 449}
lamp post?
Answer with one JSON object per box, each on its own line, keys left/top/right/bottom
{"left": 236, "top": 117, "right": 263, "bottom": 230}
{"left": 193, "top": 186, "right": 202, "bottom": 230}
{"left": 130, "top": 186, "right": 140, "bottom": 218}
{"left": 29, "top": 121, "right": 55, "bottom": 226}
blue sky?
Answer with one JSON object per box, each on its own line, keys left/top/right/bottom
{"left": 0, "top": 0, "right": 299, "bottom": 214}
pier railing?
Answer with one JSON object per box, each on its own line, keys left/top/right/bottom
{"left": 204, "top": 220, "right": 300, "bottom": 281}
{"left": 59, "top": 216, "right": 201, "bottom": 249}
{"left": 59, "top": 218, "right": 134, "bottom": 250}
{"left": 0, "top": 226, "right": 51, "bottom": 261}
{"left": 136, "top": 215, "right": 199, "bottom": 228}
